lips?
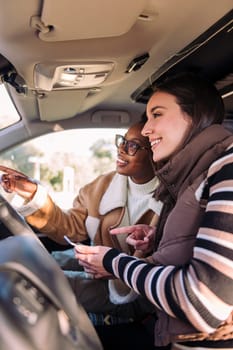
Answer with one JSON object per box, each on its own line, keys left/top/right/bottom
{"left": 150, "top": 138, "right": 162, "bottom": 149}
{"left": 116, "top": 156, "right": 128, "bottom": 166}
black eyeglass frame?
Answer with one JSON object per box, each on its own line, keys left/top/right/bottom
{"left": 115, "top": 134, "right": 149, "bottom": 156}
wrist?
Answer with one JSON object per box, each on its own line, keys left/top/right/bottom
{"left": 28, "top": 183, "right": 38, "bottom": 201}
{"left": 16, "top": 184, "right": 48, "bottom": 216}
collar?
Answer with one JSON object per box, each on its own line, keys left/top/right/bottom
{"left": 155, "top": 125, "right": 233, "bottom": 202}
{"left": 128, "top": 176, "right": 159, "bottom": 196}
{"left": 99, "top": 173, "right": 161, "bottom": 215}
{"left": 99, "top": 173, "right": 128, "bottom": 215}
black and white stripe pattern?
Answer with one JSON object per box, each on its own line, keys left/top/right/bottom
{"left": 103, "top": 144, "right": 233, "bottom": 347}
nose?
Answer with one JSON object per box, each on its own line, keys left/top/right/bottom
{"left": 141, "top": 122, "right": 152, "bottom": 137}
{"left": 118, "top": 142, "right": 127, "bottom": 154}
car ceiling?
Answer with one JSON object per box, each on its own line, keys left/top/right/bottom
{"left": 0, "top": 0, "right": 233, "bottom": 151}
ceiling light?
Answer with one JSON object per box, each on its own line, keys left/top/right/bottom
{"left": 34, "top": 62, "right": 114, "bottom": 91}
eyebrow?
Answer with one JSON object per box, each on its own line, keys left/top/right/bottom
{"left": 150, "top": 106, "right": 166, "bottom": 113}
{"left": 124, "top": 136, "right": 146, "bottom": 146}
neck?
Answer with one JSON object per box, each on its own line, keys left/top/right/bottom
{"left": 130, "top": 170, "right": 155, "bottom": 184}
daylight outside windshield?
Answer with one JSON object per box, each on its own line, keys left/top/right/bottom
{"left": 0, "top": 128, "right": 127, "bottom": 209}
{"left": 0, "top": 84, "right": 20, "bottom": 129}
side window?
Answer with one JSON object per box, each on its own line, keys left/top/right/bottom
{"left": 0, "top": 128, "right": 126, "bottom": 209}
{"left": 0, "top": 84, "right": 20, "bottom": 129}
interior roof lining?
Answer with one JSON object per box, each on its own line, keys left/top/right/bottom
{"left": 132, "top": 9, "right": 233, "bottom": 104}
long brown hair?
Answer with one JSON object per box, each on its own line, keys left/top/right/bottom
{"left": 154, "top": 72, "right": 225, "bottom": 141}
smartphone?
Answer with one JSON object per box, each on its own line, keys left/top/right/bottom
{"left": 64, "top": 235, "right": 83, "bottom": 247}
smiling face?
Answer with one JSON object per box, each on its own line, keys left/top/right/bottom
{"left": 116, "top": 122, "right": 155, "bottom": 184}
{"left": 142, "top": 91, "right": 193, "bottom": 163}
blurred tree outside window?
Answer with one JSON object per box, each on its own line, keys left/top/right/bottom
{"left": 0, "top": 128, "right": 126, "bottom": 208}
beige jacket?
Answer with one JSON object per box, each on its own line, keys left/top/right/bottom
{"left": 25, "top": 171, "right": 162, "bottom": 251}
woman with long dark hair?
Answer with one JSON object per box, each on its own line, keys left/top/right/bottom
{"left": 75, "top": 72, "right": 233, "bottom": 350}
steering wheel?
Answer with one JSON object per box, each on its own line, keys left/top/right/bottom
{"left": 0, "top": 192, "right": 43, "bottom": 244}
{"left": 0, "top": 192, "right": 70, "bottom": 252}
{"left": 0, "top": 192, "right": 103, "bottom": 349}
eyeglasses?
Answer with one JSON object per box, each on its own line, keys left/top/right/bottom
{"left": 115, "top": 134, "right": 149, "bottom": 156}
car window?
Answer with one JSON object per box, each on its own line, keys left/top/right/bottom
{"left": 0, "top": 84, "right": 20, "bottom": 129}
{"left": 0, "top": 128, "right": 127, "bottom": 209}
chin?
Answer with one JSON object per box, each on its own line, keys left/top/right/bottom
{"left": 153, "top": 154, "right": 161, "bottom": 162}
{"left": 117, "top": 167, "right": 127, "bottom": 174}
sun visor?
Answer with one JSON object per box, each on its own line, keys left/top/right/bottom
{"left": 31, "top": 0, "right": 147, "bottom": 41}
{"left": 37, "top": 89, "right": 89, "bottom": 121}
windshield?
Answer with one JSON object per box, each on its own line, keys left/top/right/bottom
{"left": 0, "top": 128, "right": 127, "bottom": 209}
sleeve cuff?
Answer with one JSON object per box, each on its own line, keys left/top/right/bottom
{"left": 103, "top": 248, "right": 120, "bottom": 274}
{"left": 15, "top": 184, "right": 48, "bottom": 217}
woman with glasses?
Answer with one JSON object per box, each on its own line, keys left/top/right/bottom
{"left": 74, "top": 72, "right": 233, "bottom": 350}
{"left": 0, "top": 121, "right": 162, "bottom": 341}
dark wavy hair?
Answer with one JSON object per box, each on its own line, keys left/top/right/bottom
{"left": 154, "top": 72, "right": 225, "bottom": 140}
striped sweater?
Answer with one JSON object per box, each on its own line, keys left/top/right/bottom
{"left": 103, "top": 142, "right": 233, "bottom": 348}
